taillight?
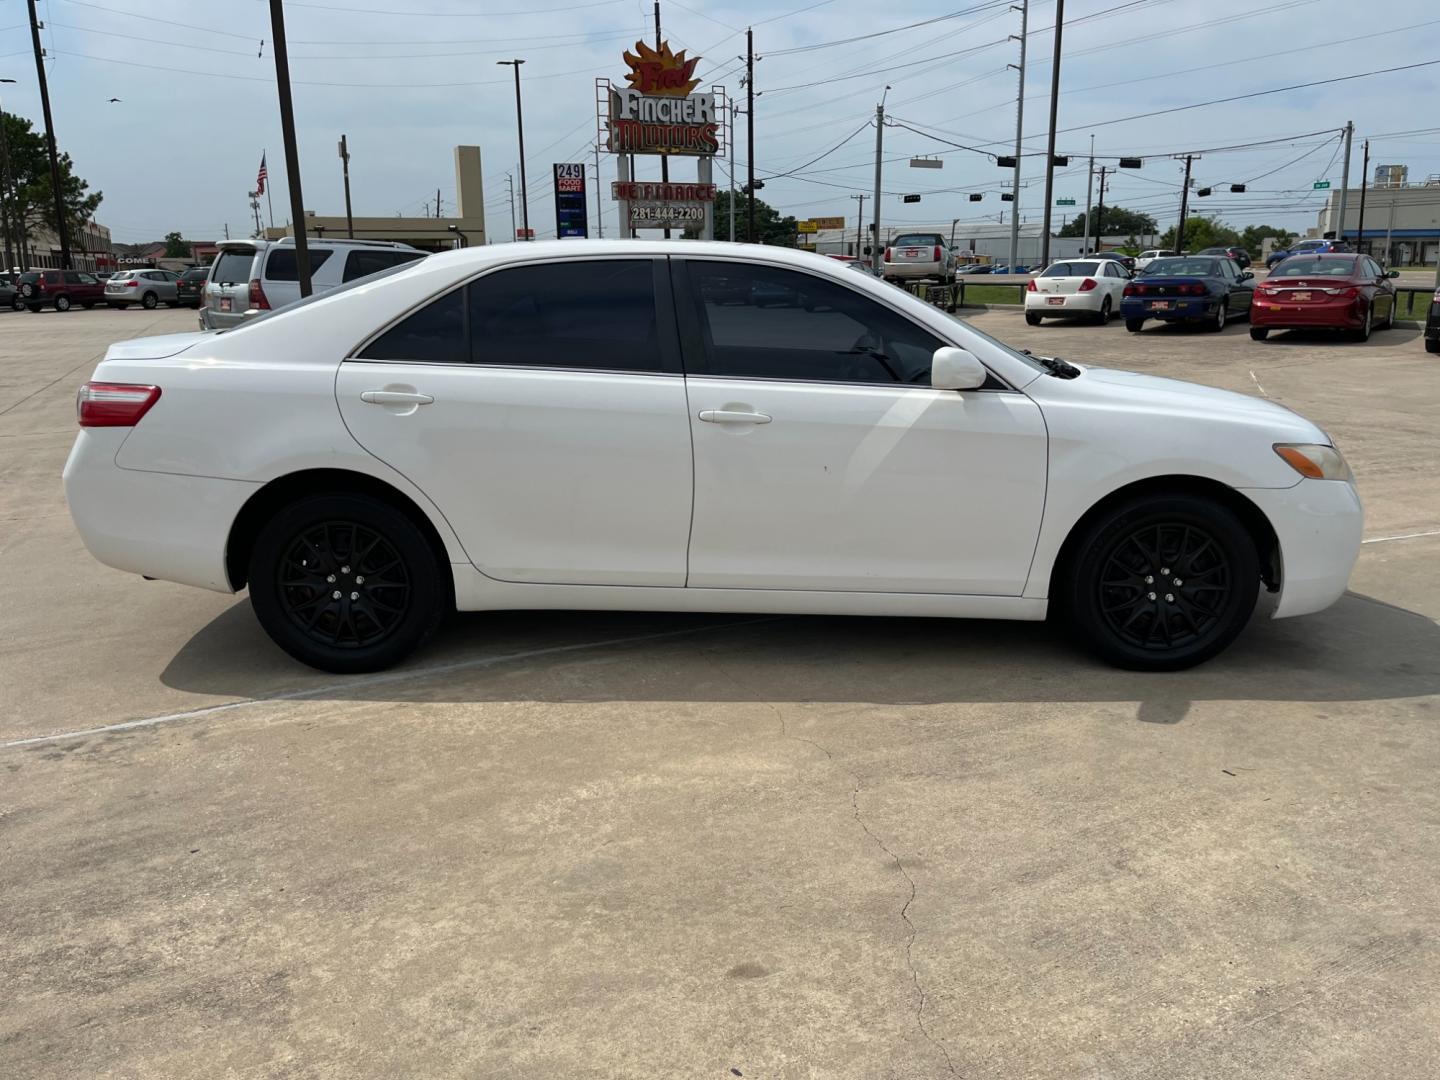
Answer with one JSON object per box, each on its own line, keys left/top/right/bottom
{"left": 933, "top": 245, "right": 942, "bottom": 261}
{"left": 248, "top": 278, "right": 271, "bottom": 310}
{"left": 1026, "top": 278, "right": 1037, "bottom": 291}
{"left": 883, "top": 247, "right": 892, "bottom": 263}
{"left": 1078, "top": 277, "right": 1097, "bottom": 292}
{"left": 36, "top": 277, "right": 48, "bottom": 292}
{"left": 1184, "top": 283, "right": 1207, "bottom": 295}
{"left": 126, "top": 280, "right": 139, "bottom": 288}
{"left": 1326, "top": 286, "right": 1358, "bottom": 299}
{"left": 77, "top": 383, "right": 162, "bottom": 428}
{"left": 1123, "top": 283, "right": 1138, "bottom": 296}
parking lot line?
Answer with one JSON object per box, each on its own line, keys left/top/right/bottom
{"left": 1363, "top": 528, "right": 1440, "bottom": 545}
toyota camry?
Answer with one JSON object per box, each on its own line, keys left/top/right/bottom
{"left": 64, "top": 242, "right": 1362, "bottom": 673}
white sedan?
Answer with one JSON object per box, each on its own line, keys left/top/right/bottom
{"left": 1025, "top": 258, "right": 1131, "bottom": 324}
{"left": 64, "top": 241, "right": 1362, "bottom": 673}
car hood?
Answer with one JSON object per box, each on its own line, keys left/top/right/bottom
{"left": 103, "top": 331, "right": 212, "bottom": 361}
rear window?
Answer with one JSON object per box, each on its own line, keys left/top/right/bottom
{"left": 211, "top": 250, "right": 258, "bottom": 284}
{"left": 891, "top": 234, "right": 943, "bottom": 247}
{"left": 265, "top": 248, "right": 335, "bottom": 281}
{"left": 1142, "top": 258, "right": 1220, "bottom": 277}
{"left": 110, "top": 271, "right": 135, "bottom": 281}
{"left": 1271, "top": 257, "right": 1357, "bottom": 277}
{"left": 181, "top": 267, "right": 210, "bottom": 280}
{"left": 1042, "top": 262, "right": 1099, "bottom": 277}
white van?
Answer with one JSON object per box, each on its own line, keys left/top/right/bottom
{"left": 201, "top": 238, "right": 426, "bottom": 330}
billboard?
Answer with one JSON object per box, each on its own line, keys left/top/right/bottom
{"left": 553, "top": 163, "right": 588, "bottom": 239}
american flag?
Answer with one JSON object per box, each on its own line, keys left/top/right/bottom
{"left": 256, "top": 154, "right": 267, "bottom": 195}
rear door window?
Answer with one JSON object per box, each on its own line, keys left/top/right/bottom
{"left": 360, "top": 288, "right": 467, "bottom": 364}
{"left": 211, "top": 250, "right": 258, "bottom": 284}
{"left": 265, "top": 248, "right": 335, "bottom": 281}
{"left": 342, "top": 249, "right": 425, "bottom": 282}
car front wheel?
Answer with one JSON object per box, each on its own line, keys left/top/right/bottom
{"left": 248, "top": 493, "right": 448, "bottom": 673}
{"left": 1060, "top": 494, "right": 1260, "bottom": 670}
{"left": 54, "top": 295, "right": 71, "bottom": 312}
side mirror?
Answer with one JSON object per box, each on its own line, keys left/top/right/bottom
{"left": 1387, "top": 269, "right": 1401, "bottom": 278}
{"left": 931, "top": 346, "right": 988, "bottom": 391}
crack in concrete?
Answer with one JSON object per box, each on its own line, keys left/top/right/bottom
{"left": 769, "top": 704, "right": 960, "bottom": 1077}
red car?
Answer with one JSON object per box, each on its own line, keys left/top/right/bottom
{"left": 1250, "top": 253, "right": 1398, "bottom": 342}
{"left": 16, "top": 269, "right": 106, "bottom": 312}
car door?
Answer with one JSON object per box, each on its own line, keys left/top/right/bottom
{"left": 1102, "top": 261, "right": 1128, "bottom": 304}
{"left": 335, "top": 257, "right": 694, "bottom": 587}
{"left": 1229, "top": 260, "right": 1255, "bottom": 314}
{"left": 674, "top": 258, "right": 1048, "bottom": 595}
{"left": 1364, "top": 257, "right": 1393, "bottom": 319}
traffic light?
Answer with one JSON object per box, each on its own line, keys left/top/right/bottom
{"left": 1001, "top": 192, "right": 1014, "bottom": 202}
{"left": 968, "top": 193, "right": 983, "bottom": 202}
{"left": 1118, "top": 157, "right": 1143, "bottom": 169}
{"left": 1230, "top": 183, "right": 1246, "bottom": 193}
{"left": 996, "top": 156, "right": 1017, "bottom": 168}
{"left": 1052, "top": 155, "right": 1069, "bottom": 166}
{"left": 1196, "top": 187, "right": 1212, "bottom": 197}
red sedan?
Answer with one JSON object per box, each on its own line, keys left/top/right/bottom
{"left": 1250, "top": 253, "right": 1399, "bottom": 342}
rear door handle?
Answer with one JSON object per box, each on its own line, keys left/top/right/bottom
{"left": 360, "top": 390, "right": 434, "bottom": 406}
{"left": 698, "top": 409, "right": 771, "bottom": 425}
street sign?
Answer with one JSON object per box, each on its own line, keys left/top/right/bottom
{"left": 552, "top": 163, "right": 589, "bottom": 239}
{"left": 812, "top": 215, "right": 847, "bottom": 230}
{"left": 516, "top": 228, "right": 535, "bottom": 239}
{"left": 1313, "top": 180, "right": 1331, "bottom": 189}
{"left": 797, "top": 220, "right": 818, "bottom": 234}
{"left": 902, "top": 194, "right": 921, "bottom": 204}
{"left": 909, "top": 157, "right": 943, "bottom": 169}
{"left": 1056, "top": 198, "right": 1076, "bottom": 206}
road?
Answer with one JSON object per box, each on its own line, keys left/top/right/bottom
{"left": 3, "top": 306, "right": 1439, "bottom": 1079}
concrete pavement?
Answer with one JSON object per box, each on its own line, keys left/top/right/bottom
{"left": 3, "top": 306, "right": 1439, "bottom": 1079}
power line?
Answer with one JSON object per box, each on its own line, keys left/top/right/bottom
{"left": 765, "top": 1, "right": 1011, "bottom": 56}
{"left": 284, "top": 0, "right": 625, "bottom": 15}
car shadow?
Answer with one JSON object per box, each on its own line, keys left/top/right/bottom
{"left": 1258, "top": 325, "right": 1422, "bottom": 346}
{"left": 158, "top": 591, "right": 1440, "bottom": 721}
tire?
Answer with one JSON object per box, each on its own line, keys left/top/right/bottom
{"left": 1094, "top": 296, "right": 1112, "bottom": 325}
{"left": 81, "top": 302, "right": 95, "bottom": 309}
{"left": 1060, "top": 494, "right": 1260, "bottom": 671}
{"left": 10, "top": 297, "right": 22, "bottom": 311}
{"left": 142, "top": 291, "right": 159, "bottom": 310}
{"left": 248, "top": 493, "right": 448, "bottom": 673}
{"left": 54, "top": 295, "right": 71, "bottom": 312}
{"left": 1378, "top": 300, "right": 1393, "bottom": 331}
{"left": 1025, "top": 311, "right": 1042, "bottom": 326}
{"left": 1426, "top": 337, "right": 1440, "bottom": 354}
{"left": 110, "top": 303, "right": 129, "bottom": 310}
{"left": 25, "top": 303, "right": 40, "bottom": 313}
{"left": 1208, "top": 299, "right": 1227, "bottom": 332}
{"left": 1355, "top": 304, "right": 1371, "bottom": 342}
{"left": 1125, "top": 318, "right": 1145, "bottom": 333}
{"left": 1250, "top": 327, "right": 1269, "bottom": 341}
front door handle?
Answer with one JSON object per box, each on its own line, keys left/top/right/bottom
{"left": 699, "top": 409, "right": 772, "bottom": 425}
{"left": 360, "top": 390, "right": 434, "bottom": 406}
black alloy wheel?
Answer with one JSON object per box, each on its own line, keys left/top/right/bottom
{"left": 248, "top": 493, "right": 447, "bottom": 673}
{"left": 1062, "top": 495, "right": 1259, "bottom": 670}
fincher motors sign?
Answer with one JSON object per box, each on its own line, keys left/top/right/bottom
{"left": 605, "top": 41, "right": 719, "bottom": 156}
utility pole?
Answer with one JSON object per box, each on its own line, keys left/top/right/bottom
{"left": 224, "top": 223, "right": 230, "bottom": 241}
{"left": 27, "top": 0, "right": 70, "bottom": 268}
{"left": 1175, "top": 155, "right": 1194, "bottom": 252}
{"left": 1006, "top": 0, "right": 1028, "bottom": 270}
{"left": 1093, "top": 166, "right": 1107, "bottom": 252}
{"left": 871, "top": 92, "right": 886, "bottom": 273}
{"left": 1334, "top": 121, "right": 1354, "bottom": 245}
{"left": 505, "top": 173, "right": 516, "bottom": 243}
{"left": 851, "top": 193, "right": 866, "bottom": 258}
{"left": 746, "top": 28, "right": 756, "bottom": 244}
{"left": 498, "top": 60, "right": 530, "bottom": 240}
{"left": 654, "top": 0, "right": 671, "bottom": 239}
{"left": 1355, "top": 139, "right": 1369, "bottom": 255}
{"left": 728, "top": 102, "right": 738, "bottom": 242}
{"left": 593, "top": 143, "right": 604, "bottom": 239}
{"left": 0, "top": 86, "right": 16, "bottom": 272}
{"left": 268, "top": 0, "right": 312, "bottom": 295}
{"left": 338, "top": 134, "right": 353, "bottom": 238}
{"left": 1082, "top": 134, "right": 1094, "bottom": 254}
{"left": 1038, "top": 0, "right": 1064, "bottom": 266}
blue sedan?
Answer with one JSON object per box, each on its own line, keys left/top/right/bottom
{"left": 1121, "top": 256, "right": 1255, "bottom": 333}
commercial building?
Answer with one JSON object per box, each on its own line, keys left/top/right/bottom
{"left": 264, "top": 146, "right": 486, "bottom": 251}
{"left": 7, "top": 218, "right": 113, "bottom": 272}
{"left": 1316, "top": 171, "right": 1440, "bottom": 266}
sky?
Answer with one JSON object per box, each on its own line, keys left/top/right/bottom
{"left": 2, "top": 0, "right": 1439, "bottom": 246}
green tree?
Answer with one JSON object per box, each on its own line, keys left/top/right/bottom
{"left": 1239, "top": 224, "right": 1295, "bottom": 255}
{"left": 163, "top": 231, "right": 188, "bottom": 258}
{"left": 0, "top": 112, "right": 103, "bottom": 265}
{"left": 1058, "top": 205, "right": 1157, "bottom": 238}
{"left": 1157, "top": 217, "right": 1241, "bottom": 253}
{"left": 685, "top": 189, "right": 798, "bottom": 246}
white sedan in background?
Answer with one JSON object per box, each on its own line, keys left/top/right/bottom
{"left": 1025, "top": 258, "right": 1132, "bottom": 325}
{"left": 65, "top": 242, "right": 1361, "bottom": 674}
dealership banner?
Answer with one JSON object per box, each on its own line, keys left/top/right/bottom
{"left": 553, "top": 163, "right": 588, "bottom": 239}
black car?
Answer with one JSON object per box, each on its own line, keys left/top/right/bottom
{"left": 1120, "top": 256, "right": 1255, "bottom": 332}
{"left": 1092, "top": 251, "right": 1135, "bottom": 272}
{"left": 1425, "top": 287, "right": 1440, "bottom": 354}
{"left": 1196, "top": 245, "right": 1252, "bottom": 270}
{"left": 175, "top": 265, "right": 210, "bottom": 309}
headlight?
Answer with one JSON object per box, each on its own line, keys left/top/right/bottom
{"left": 1274, "top": 443, "right": 1352, "bottom": 481}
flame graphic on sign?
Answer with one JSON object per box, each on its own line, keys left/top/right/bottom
{"left": 622, "top": 39, "right": 702, "bottom": 96}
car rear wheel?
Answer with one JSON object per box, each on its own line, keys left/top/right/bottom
{"left": 1250, "top": 327, "right": 1269, "bottom": 341}
{"left": 1094, "top": 296, "right": 1112, "bottom": 325}
{"left": 1025, "top": 311, "right": 1042, "bottom": 326}
{"left": 142, "top": 291, "right": 159, "bottom": 310}
{"left": 1355, "top": 305, "right": 1372, "bottom": 342}
{"left": 1426, "top": 338, "right": 1440, "bottom": 354}
{"left": 1061, "top": 494, "right": 1260, "bottom": 670}
{"left": 54, "top": 295, "right": 71, "bottom": 312}
{"left": 1125, "top": 318, "right": 1145, "bottom": 333}
{"left": 1208, "top": 300, "right": 1227, "bottom": 332}
{"left": 248, "top": 493, "right": 448, "bottom": 673}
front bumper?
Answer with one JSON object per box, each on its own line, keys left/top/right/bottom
{"left": 1251, "top": 296, "right": 1363, "bottom": 329}
{"left": 1120, "top": 297, "right": 1219, "bottom": 322}
{"left": 64, "top": 430, "right": 258, "bottom": 594}
{"left": 1241, "top": 478, "right": 1363, "bottom": 619}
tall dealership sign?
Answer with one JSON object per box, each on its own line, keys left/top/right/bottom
{"left": 597, "top": 40, "right": 725, "bottom": 239}
{"left": 553, "top": 162, "right": 589, "bottom": 238}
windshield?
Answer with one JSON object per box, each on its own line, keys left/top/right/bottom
{"left": 1041, "top": 261, "right": 1100, "bottom": 277}
{"left": 1141, "top": 258, "right": 1220, "bottom": 277}
{"left": 1271, "top": 257, "right": 1356, "bottom": 277}
{"left": 892, "top": 234, "right": 942, "bottom": 247}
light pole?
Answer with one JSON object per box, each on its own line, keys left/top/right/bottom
{"left": 338, "top": 134, "right": 353, "bottom": 239}
{"left": 26, "top": 1, "right": 69, "bottom": 268}
{"left": 267, "top": 0, "right": 312, "bottom": 296}
{"left": 497, "top": 60, "right": 530, "bottom": 240}
{"left": 0, "top": 79, "right": 17, "bottom": 272}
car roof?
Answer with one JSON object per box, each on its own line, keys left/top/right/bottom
{"left": 1279, "top": 251, "right": 1357, "bottom": 259}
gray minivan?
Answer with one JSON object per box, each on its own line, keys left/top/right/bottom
{"left": 201, "top": 238, "right": 427, "bottom": 330}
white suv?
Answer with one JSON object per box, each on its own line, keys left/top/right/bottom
{"left": 200, "top": 238, "right": 426, "bottom": 330}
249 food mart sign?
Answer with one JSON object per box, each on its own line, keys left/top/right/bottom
{"left": 600, "top": 41, "right": 723, "bottom": 156}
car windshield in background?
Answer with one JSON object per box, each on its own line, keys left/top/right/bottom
{"left": 211, "top": 250, "right": 257, "bottom": 284}
{"left": 1042, "top": 262, "right": 1100, "bottom": 277}
{"left": 892, "top": 235, "right": 942, "bottom": 247}
{"left": 1143, "top": 258, "right": 1220, "bottom": 277}
{"left": 1272, "top": 257, "right": 1356, "bottom": 277}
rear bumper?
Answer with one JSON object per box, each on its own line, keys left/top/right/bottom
{"left": 199, "top": 307, "right": 252, "bottom": 331}
{"left": 1026, "top": 291, "right": 1104, "bottom": 314}
{"left": 63, "top": 430, "right": 258, "bottom": 594}
{"left": 1241, "top": 479, "right": 1363, "bottom": 619}
{"left": 1119, "top": 297, "right": 1219, "bottom": 322}
{"left": 1251, "top": 297, "right": 1363, "bottom": 329}
{"left": 885, "top": 263, "right": 946, "bottom": 281}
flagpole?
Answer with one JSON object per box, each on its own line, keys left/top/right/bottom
{"left": 264, "top": 149, "right": 274, "bottom": 229}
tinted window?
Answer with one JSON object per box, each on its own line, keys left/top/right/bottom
{"left": 181, "top": 267, "right": 209, "bottom": 281}
{"left": 343, "top": 249, "right": 425, "bottom": 283}
{"left": 1364, "top": 257, "right": 1384, "bottom": 278}
{"left": 1143, "top": 258, "right": 1221, "bottom": 277}
{"left": 684, "top": 262, "right": 944, "bottom": 385}
{"left": 1271, "top": 257, "right": 1356, "bottom": 277}
{"left": 892, "top": 234, "right": 944, "bottom": 248}
{"left": 1104, "top": 263, "right": 1124, "bottom": 277}
{"left": 265, "top": 248, "right": 334, "bottom": 281}
{"left": 1042, "top": 262, "right": 1099, "bottom": 277}
{"left": 64, "top": 271, "right": 83, "bottom": 285}
{"left": 211, "top": 250, "right": 257, "bottom": 284}
{"left": 77, "top": 273, "right": 98, "bottom": 285}
{"left": 468, "top": 260, "right": 661, "bottom": 371}
{"left": 360, "top": 287, "right": 466, "bottom": 364}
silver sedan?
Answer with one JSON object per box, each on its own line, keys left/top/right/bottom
{"left": 105, "top": 269, "right": 182, "bottom": 309}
